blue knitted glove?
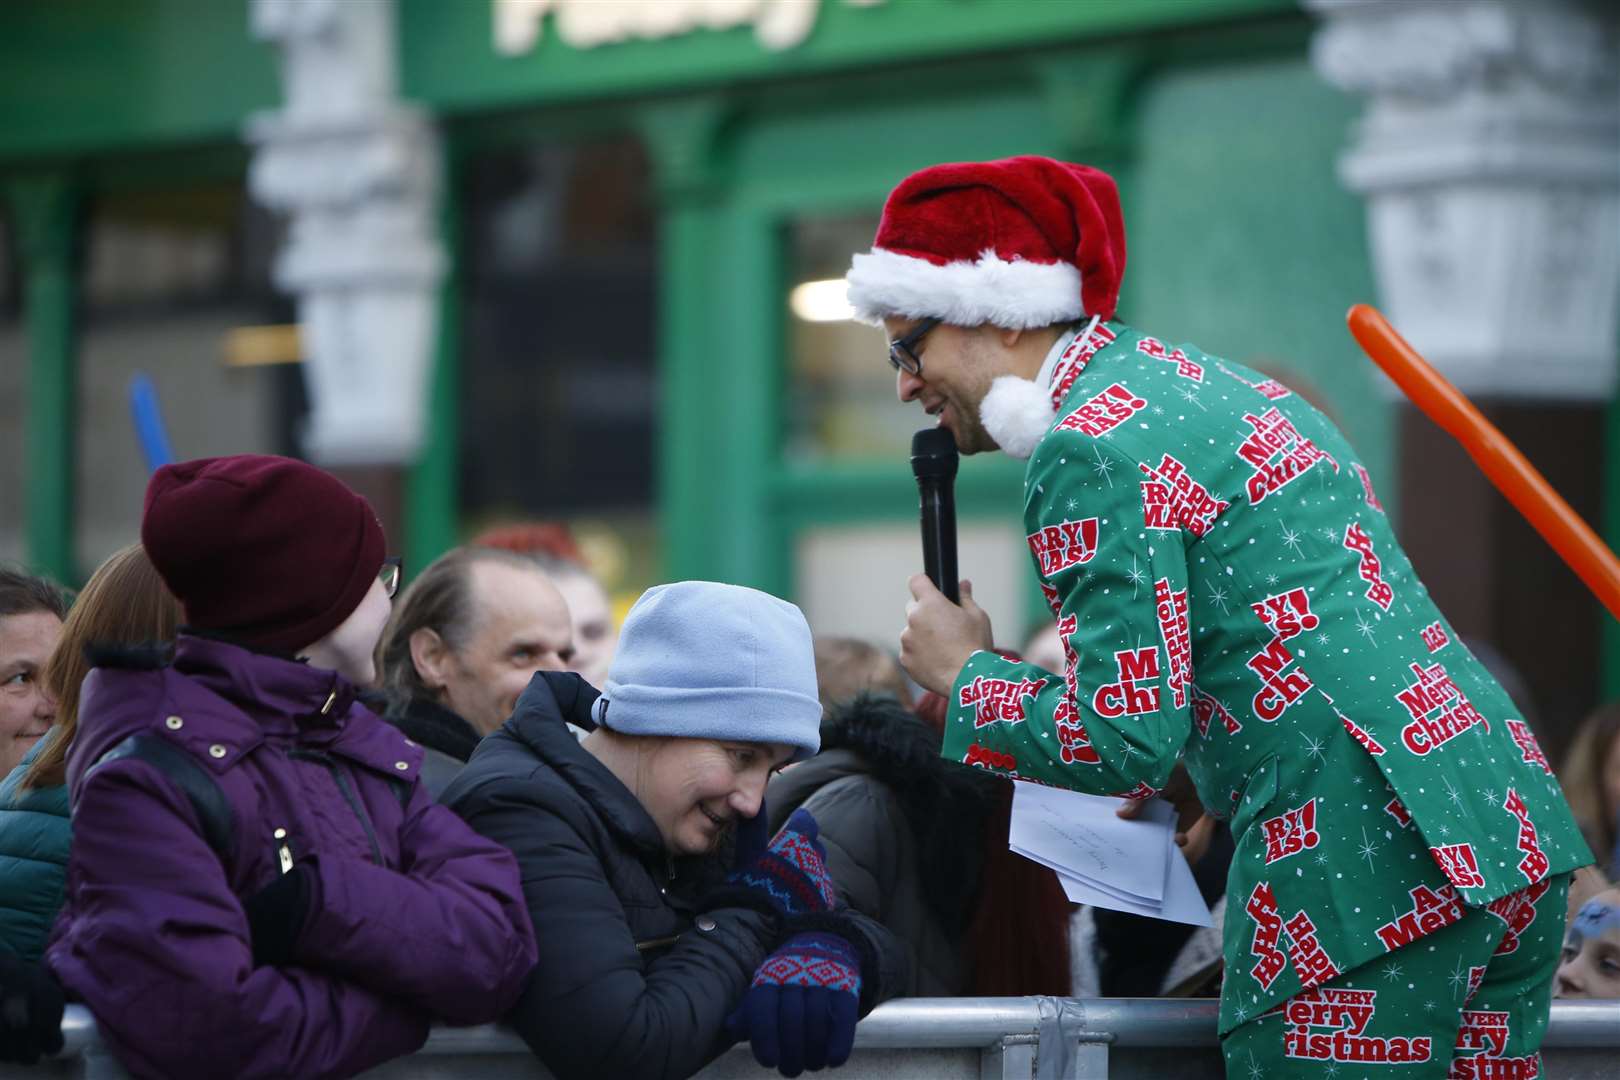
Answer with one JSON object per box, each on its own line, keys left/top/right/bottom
{"left": 726, "top": 809, "right": 839, "bottom": 918}
{"left": 726, "top": 931, "right": 861, "bottom": 1077}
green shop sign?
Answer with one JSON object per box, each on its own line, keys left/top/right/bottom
{"left": 494, "top": 0, "right": 889, "bottom": 55}
{"left": 401, "top": 0, "right": 1294, "bottom": 113}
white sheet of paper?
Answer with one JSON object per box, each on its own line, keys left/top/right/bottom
{"left": 1010, "top": 780, "right": 1212, "bottom": 927}
{"left": 1055, "top": 828, "right": 1213, "bottom": 927}
{"left": 1009, "top": 781, "right": 1170, "bottom": 901}
{"left": 1009, "top": 843, "right": 1160, "bottom": 905}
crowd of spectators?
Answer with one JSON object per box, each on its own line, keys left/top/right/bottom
{"left": 0, "top": 456, "right": 906, "bottom": 1078}
{"left": 0, "top": 451, "right": 1613, "bottom": 1078}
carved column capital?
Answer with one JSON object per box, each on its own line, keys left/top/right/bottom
{"left": 1310, "top": 0, "right": 1615, "bottom": 103}
{"left": 246, "top": 0, "right": 445, "bottom": 465}
{"left": 1307, "top": 0, "right": 1620, "bottom": 401}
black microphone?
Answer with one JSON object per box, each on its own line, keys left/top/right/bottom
{"left": 911, "top": 427, "right": 960, "bottom": 604}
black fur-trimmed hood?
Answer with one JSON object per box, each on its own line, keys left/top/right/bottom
{"left": 819, "top": 694, "right": 1000, "bottom": 819}
{"left": 769, "top": 694, "right": 1000, "bottom": 932}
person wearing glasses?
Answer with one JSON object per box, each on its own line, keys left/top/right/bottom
{"left": 46, "top": 455, "right": 537, "bottom": 1079}
{"left": 853, "top": 157, "right": 1591, "bottom": 1079}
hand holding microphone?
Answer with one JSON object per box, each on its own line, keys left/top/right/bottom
{"left": 900, "top": 574, "right": 993, "bottom": 696}
{"left": 901, "top": 428, "right": 993, "bottom": 695}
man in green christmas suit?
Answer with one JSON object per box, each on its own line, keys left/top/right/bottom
{"left": 848, "top": 156, "right": 1592, "bottom": 1079}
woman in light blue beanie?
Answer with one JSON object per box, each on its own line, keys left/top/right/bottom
{"left": 590, "top": 580, "right": 824, "bottom": 768}
{"left": 445, "top": 581, "right": 907, "bottom": 1080}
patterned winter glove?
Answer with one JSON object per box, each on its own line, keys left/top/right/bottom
{"left": 0, "top": 954, "right": 64, "bottom": 1065}
{"left": 726, "top": 931, "right": 861, "bottom": 1078}
{"left": 726, "top": 809, "right": 840, "bottom": 918}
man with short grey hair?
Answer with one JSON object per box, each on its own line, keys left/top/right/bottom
{"left": 378, "top": 547, "right": 575, "bottom": 794}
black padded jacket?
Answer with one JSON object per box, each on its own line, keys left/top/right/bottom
{"left": 443, "top": 671, "right": 906, "bottom": 1080}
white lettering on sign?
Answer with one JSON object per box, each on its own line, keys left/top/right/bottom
{"left": 494, "top": 0, "right": 886, "bottom": 56}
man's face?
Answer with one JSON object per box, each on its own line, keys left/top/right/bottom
{"left": 0, "top": 611, "right": 62, "bottom": 776}
{"left": 886, "top": 317, "right": 1008, "bottom": 455}
{"left": 434, "top": 561, "right": 575, "bottom": 735}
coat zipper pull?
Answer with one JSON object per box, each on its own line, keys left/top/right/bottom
{"left": 274, "top": 827, "right": 294, "bottom": 875}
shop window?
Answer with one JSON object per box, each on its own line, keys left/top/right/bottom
{"left": 457, "top": 139, "right": 658, "bottom": 589}
{"left": 796, "top": 520, "right": 1028, "bottom": 645}
{"left": 76, "top": 183, "right": 288, "bottom": 574}
{"left": 785, "top": 214, "right": 909, "bottom": 463}
{"left": 84, "top": 188, "right": 237, "bottom": 309}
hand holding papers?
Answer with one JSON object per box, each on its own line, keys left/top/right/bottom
{"left": 1009, "top": 780, "right": 1213, "bottom": 927}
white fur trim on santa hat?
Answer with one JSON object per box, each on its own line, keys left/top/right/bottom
{"left": 979, "top": 374, "right": 1056, "bottom": 460}
{"left": 846, "top": 247, "right": 1084, "bottom": 329}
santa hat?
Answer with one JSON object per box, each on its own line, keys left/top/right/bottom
{"left": 846, "top": 156, "right": 1125, "bottom": 329}
{"left": 845, "top": 156, "right": 1127, "bottom": 457}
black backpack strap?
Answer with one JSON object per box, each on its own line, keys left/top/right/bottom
{"left": 90, "top": 734, "right": 236, "bottom": 862}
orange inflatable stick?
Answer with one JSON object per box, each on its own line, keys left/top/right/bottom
{"left": 1347, "top": 304, "right": 1620, "bottom": 623}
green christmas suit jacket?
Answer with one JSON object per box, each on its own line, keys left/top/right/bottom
{"left": 939, "top": 322, "right": 1592, "bottom": 1034}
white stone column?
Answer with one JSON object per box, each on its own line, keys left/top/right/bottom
{"left": 246, "top": 0, "right": 445, "bottom": 464}
{"left": 1307, "top": 0, "right": 1620, "bottom": 401}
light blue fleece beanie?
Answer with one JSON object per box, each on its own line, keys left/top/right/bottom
{"left": 589, "top": 581, "right": 822, "bottom": 760}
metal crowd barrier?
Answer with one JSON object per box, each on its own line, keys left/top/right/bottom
{"left": 42, "top": 998, "right": 1620, "bottom": 1079}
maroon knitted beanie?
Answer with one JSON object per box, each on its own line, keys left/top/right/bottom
{"left": 141, "top": 454, "right": 386, "bottom": 653}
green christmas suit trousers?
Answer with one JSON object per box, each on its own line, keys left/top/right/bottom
{"left": 1222, "top": 872, "right": 1567, "bottom": 1079}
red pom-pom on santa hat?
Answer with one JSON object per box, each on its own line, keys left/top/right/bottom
{"left": 846, "top": 156, "right": 1126, "bottom": 329}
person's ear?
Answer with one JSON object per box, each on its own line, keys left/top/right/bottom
{"left": 997, "top": 325, "right": 1026, "bottom": 349}
{"left": 409, "top": 627, "right": 452, "bottom": 690}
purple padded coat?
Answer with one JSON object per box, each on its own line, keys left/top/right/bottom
{"left": 46, "top": 636, "right": 538, "bottom": 1080}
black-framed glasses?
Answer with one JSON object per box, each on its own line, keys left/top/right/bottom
{"left": 888, "top": 317, "right": 941, "bottom": 375}
{"left": 379, "top": 556, "right": 403, "bottom": 599}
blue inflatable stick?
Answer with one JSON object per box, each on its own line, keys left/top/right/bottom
{"left": 129, "top": 374, "right": 174, "bottom": 473}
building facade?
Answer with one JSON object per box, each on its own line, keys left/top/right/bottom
{"left": 1, "top": 0, "right": 1614, "bottom": 758}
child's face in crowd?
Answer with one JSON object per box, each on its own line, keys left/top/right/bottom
{"left": 0, "top": 611, "right": 61, "bottom": 776}
{"left": 636, "top": 738, "right": 792, "bottom": 857}
{"left": 1555, "top": 891, "right": 1620, "bottom": 999}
